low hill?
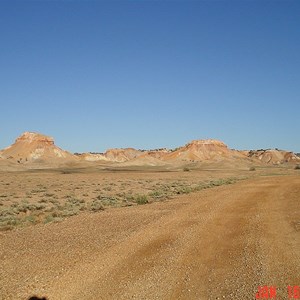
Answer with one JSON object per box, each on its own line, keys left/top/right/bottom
{"left": 0, "top": 132, "right": 77, "bottom": 164}
{"left": 247, "top": 149, "right": 300, "bottom": 164}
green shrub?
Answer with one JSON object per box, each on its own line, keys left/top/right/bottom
{"left": 135, "top": 194, "right": 149, "bottom": 205}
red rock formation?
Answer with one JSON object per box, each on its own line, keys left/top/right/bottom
{"left": 247, "top": 149, "right": 300, "bottom": 164}
{"left": 162, "top": 139, "right": 246, "bottom": 162}
{"left": 0, "top": 132, "right": 76, "bottom": 163}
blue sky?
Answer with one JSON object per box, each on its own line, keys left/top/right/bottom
{"left": 1, "top": 1, "right": 299, "bottom": 153}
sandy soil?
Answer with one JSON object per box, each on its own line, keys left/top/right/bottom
{"left": 1, "top": 174, "right": 300, "bottom": 300}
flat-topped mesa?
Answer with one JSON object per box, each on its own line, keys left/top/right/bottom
{"left": 186, "top": 139, "right": 231, "bottom": 156}
{"left": 1, "top": 131, "right": 76, "bottom": 163}
{"left": 186, "top": 139, "right": 228, "bottom": 148}
{"left": 15, "top": 132, "right": 54, "bottom": 145}
{"left": 161, "top": 138, "right": 245, "bottom": 162}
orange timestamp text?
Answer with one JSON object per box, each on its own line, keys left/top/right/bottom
{"left": 255, "top": 285, "right": 300, "bottom": 299}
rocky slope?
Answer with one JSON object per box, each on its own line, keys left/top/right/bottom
{"left": 247, "top": 149, "right": 300, "bottom": 164}
{"left": 0, "top": 132, "right": 76, "bottom": 164}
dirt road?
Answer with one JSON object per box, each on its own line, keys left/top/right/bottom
{"left": 1, "top": 175, "right": 300, "bottom": 299}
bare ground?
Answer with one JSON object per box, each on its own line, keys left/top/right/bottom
{"left": 1, "top": 175, "right": 300, "bottom": 299}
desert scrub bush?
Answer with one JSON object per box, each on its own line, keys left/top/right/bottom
{"left": 207, "top": 180, "right": 222, "bottom": 187}
{"left": 24, "top": 215, "right": 37, "bottom": 224}
{"left": 171, "top": 181, "right": 182, "bottom": 187}
{"left": 0, "top": 208, "right": 19, "bottom": 230}
{"left": 208, "top": 178, "right": 236, "bottom": 187}
{"left": 66, "top": 197, "right": 85, "bottom": 205}
{"left": 121, "top": 194, "right": 135, "bottom": 205}
{"left": 193, "top": 183, "right": 207, "bottom": 191}
{"left": 13, "top": 201, "right": 46, "bottom": 213}
{"left": 183, "top": 167, "right": 190, "bottom": 172}
{"left": 44, "top": 214, "right": 63, "bottom": 224}
{"left": 89, "top": 199, "right": 104, "bottom": 212}
{"left": 295, "top": 164, "right": 300, "bottom": 170}
{"left": 116, "top": 192, "right": 125, "bottom": 198}
{"left": 0, "top": 207, "right": 16, "bottom": 218}
{"left": 162, "top": 184, "right": 173, "bottom": 191}
{"left": 59, "top": 197, "right": 86, "bottom": 216}
{"left": 44, "top": 214, "right": 54, "bottom": 224}
{"left": 149, "top": 189, "right": 165, "bottom": 199}
{"left": 49, "top": 198, "right": 60, "bottom": 205}
{"left": 125, "top": 194, "right": 134, "bottom": 201}
{"left": 175, "top": 186, "right": 193, "bottom": 194}
{"left": 44, "top": 206, "right": 55, "bottom": 213}
{"left": 61, "top": 207, "right": 80, "bottom": 217}
{"left": 224, "top": 178, "right": 236, "bottom": 184}
{"left": 38, "top": 198, "right": 49, "bottom": 203}
{"left": 134, "top": 194, "right": 149, "bottom": 205}
{"left": 34, "top": 203, "right": 46, "bottom": 210}
{"left": 249, "top": 166, "right": 256, "bottom": 171}
{"left": 96, "top": 195, "right": 119, "bottom": 206}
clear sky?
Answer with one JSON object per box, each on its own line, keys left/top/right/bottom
{"left": 1, "top": 0, "right": 299, "bottom": 153}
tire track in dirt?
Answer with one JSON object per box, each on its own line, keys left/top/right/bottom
{"left": 46, "top": 176, "right": 300, "bottom": 300}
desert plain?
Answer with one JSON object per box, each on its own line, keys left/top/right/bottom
{"left": 0, "top": 133, "right": 300, "bottom": 300}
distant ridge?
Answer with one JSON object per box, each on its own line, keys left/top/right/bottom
{"left": 0, "top": 132, "right": 299, "bottom": 168}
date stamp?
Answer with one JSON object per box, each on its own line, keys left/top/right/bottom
{"left": 288, "top": 286, "right": 300, "bottom": 299}
{"left": 255, "top": 286, "right": 300, "bottom": 299}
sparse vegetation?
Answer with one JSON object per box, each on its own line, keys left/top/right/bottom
{"left": 89, "top": 200, "right": 104, "bottom": 212}
{"left": 249, "top": 166, "right": 256, "bottom": 171}
{"left": 135, "top": 194, "right": 149, "bottom": 205}
{"left": 0, "top": 170, "right": 247, "bottom": 230}
{"left": 148, "top": 189, "right": 165, "bottom": 199}
{"left": 183, "top": 167, "right": 190, "bottom": 172}
{"left": 295, "top": 164, "right": 300, "bottom": 170}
